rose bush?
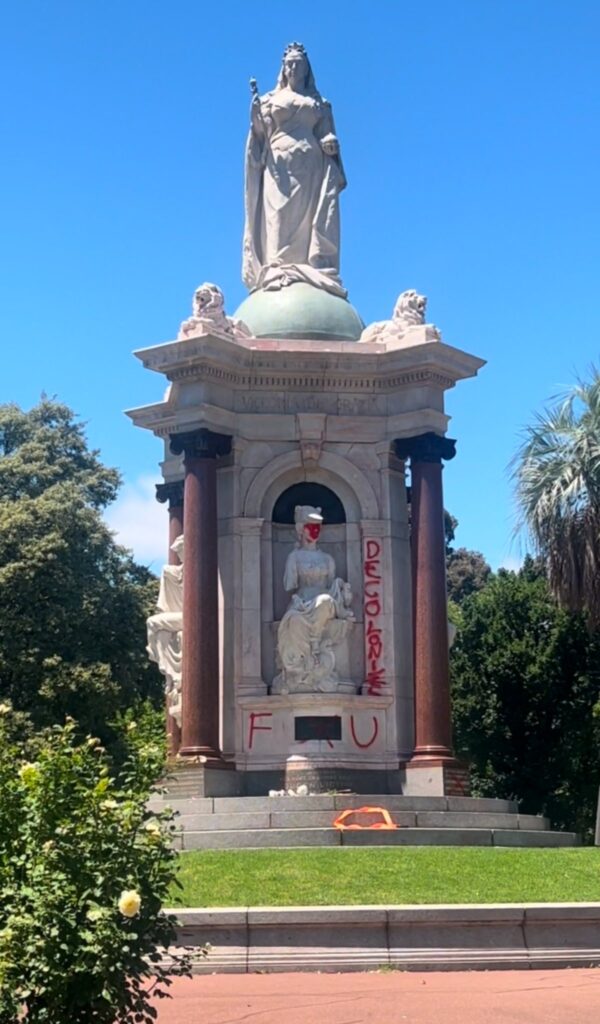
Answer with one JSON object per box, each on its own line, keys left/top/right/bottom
{"left": 0, "top": 710, "right": 191, "bottom": 1023}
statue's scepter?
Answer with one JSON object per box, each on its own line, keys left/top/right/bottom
{"left": 249, "top": 77, "right": 268, "bottom": 137}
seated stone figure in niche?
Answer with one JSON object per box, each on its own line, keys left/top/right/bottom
{"left": 272, "top": 506, "right": 356, "bottom": 695}
{"left": 146, "top": 535, "right": 184, "bottom": 726}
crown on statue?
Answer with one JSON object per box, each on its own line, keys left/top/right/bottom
{"left": 283, "top": 41, "right": 307, "bottom": 59}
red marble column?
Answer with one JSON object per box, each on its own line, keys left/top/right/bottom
{"left": 395, "top": 433, "right": 456, "bottom": 763}
{"left": 156, "top": 480, "right": 184, "bottom": 756}
{"left": 169, "top": 429, "right": 231, "bottom": 762}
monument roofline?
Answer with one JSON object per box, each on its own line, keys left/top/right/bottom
{"left": 132, "top": 332, "right": 485, "bottom": 387}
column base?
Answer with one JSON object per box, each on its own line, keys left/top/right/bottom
{"left": 410, "top": 746, "right": 455, "bottom": 760}
{"left": 177, "top": 746, "right": 233, "bottom": 768}
{"left": 162, "top": 763, "right": 244, "bottom": 798}
{"left": 400, "top": 758, "right": 470, "bottom": 797}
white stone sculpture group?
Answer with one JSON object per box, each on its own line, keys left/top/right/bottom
{"left": 243, "top": 42, "right": 347, "bottom": 298}
{"left": 272, "top": 506, "right": 356, "bottom": 695}
{"left": 146, "top": 535, "right": 184, "bottom": 725}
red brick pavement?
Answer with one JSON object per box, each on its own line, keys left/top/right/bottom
{"left": 151, "top": 968, "right": 600, "bottom": 1023}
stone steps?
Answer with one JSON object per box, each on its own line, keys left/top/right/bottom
{"left": 173, "top": 810, "right": 549, "bottom": 831}
{"left": 175, "top": 826, "right": 579, "bottom": 851}
{"left": 149, "top": 792, "right": 579, "bottom": 849}
{"left": 150, "top": 793, "right": 521, "bottom": 814}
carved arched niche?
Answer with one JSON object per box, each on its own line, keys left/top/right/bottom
{"left": 252, "top": 458, "right": 372, "bottom": 693}
{"left": 271, "top": 482, "right": 347, "bottom": 623}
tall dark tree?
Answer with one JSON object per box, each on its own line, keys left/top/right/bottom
{"left": 0, "top": 400, "right": 161, "bottom": 739}
{"left": 446, "top": 548, "right": 492, "bottom": 604}
{"left": 444, "top": 512, "right": 491, "bottom": 604}
{"left": 450, "top": 564, "right": 600, "bottom": 835}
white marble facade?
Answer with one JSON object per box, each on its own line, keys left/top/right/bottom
{"left": 216, "top": 434, "right": 413, "bottom": 770}
{"left": 129, "top": 327, "right": 484, "bottom": 774}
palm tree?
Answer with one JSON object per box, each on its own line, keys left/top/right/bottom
{"left": 512, "top": 369, "right": 600, "bottom": 629}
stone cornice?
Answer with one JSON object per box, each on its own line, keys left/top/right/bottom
{"left": 132, "top": 334, "right": 485, "bottom": 392}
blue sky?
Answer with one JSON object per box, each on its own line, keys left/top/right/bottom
{"left": 2, "top": 1, "right": 599, "bottom": 569}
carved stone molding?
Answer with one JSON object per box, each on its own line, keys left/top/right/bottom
{"left": 394, "top": 432, "right": 456, "bottom": 465}
{"left": 297, "top": 412, "right": 325, "bottom": 467}
{"left": 169, "top": 428, "right": 232, "bottom": 461}
{"left": 168, "top": 362, "right": 456, "bottom": 393}
{"left": 155, "top": 480, "right": 184, "bottom": 507}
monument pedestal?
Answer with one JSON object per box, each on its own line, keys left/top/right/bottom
{"left": 131, "top": 316, "right": 484, "bottom": 794}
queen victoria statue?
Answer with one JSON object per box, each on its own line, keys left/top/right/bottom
{"left": 272, "top": 506, "right": 356, "bottom": 695}
{"left": 242, "top": 43, "right": 347, "bottom": 299}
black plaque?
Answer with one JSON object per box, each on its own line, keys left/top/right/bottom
{"left": 294, "top": 716, "right": 342, "bottom": 742}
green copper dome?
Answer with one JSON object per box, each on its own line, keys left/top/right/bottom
{"left": 234, "top": 283, "right": 364, "bottom": 341}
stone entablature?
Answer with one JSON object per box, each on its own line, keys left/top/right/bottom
{"left": 126, "top": 333, "right": 483, "bottom": 443}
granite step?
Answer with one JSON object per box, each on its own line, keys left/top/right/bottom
{"left": 149, "top": 794, "right": 520, "bottom": 815}
{"left": 172, "top": 809, "right": 549, "bottom": 832}
{"left": 176, "top": 826, "right": 580, "bottom": 851}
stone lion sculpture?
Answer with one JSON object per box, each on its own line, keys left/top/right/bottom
{"left": 359, "top": 289, "right": 440, "bottom": 344}
{"left": 178, "top": 283, "right": 252, "bottom": 340}
{"left": 392, "top": 289, "right": 427, "bottom": 326}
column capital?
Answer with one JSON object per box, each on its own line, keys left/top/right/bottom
{"left": 155, "top": 479, "right": 184, "bottom": 507}
{"left": 393, "top": 432, "right": 456, "bottom": 465}
{"left": 169, "top": 428, "right": 232, "bottom": 461}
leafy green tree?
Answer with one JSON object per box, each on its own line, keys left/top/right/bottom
{"left": 444, "top": 511, "right": 491, "bottom": 604}
{"left": 0, "top": 399, "right": 162, "bottom": 741}
{"left": 512, "top": 370, "right": 600, "bottom": 628}
{"left": 0, "top": 712, "right": 192, "bottom": 1023}
{"left": 446, "top": 547, "right": 492, "bottom": 604}
{"left": 450, "top": 563, "right": 600, "bottom": 835}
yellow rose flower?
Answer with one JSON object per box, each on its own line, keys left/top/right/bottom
{"left": 0, "top": 703, "right": 11, "bottom": 715}
{"left": 144, "top": 820, "right": 162, "bottom": 842}
{"left": 118, "top": 890, "right": 141, "bottom": 918}
{"left": 19, "top": 763, "right": 38, "bottom": 785}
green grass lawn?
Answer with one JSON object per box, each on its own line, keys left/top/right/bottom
{"left": 170, "top": 847, "right": 600, "bottom": 907}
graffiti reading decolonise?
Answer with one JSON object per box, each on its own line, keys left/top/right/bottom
{"left": 363, "top": 537, "right": 385, "bottom": 694}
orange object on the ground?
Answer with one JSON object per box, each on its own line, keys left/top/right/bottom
{"left": 333, "top": 805, "right": 398, "bottom": 830}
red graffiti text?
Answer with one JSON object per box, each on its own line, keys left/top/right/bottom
{"left": 363, "top": 537, "right": 385, "bottom": 694}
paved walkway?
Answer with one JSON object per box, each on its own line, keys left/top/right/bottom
{"left": 152, "top": 968, "right": 600, "bottom": 1023}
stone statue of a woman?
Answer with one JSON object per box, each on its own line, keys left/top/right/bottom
{"left": 243, "top": 42, "right": 347, "bottom": 298}
{"left": 146, "top": 535, "right": 184, "bottom": 725}
{"left": 272, "top": 506, "right": 355, "bottom": 695}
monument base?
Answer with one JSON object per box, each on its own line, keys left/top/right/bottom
{"left": 236, "top": 693, "right": 398, "bottom": 773}
{"left": 160, "top": 763, "right": 411, "bottom": 797}
{"left": 400, "top": 759, "right": 471, "bottom": 797}
{"left": 162, "top": 762, "right": 243, "bottom": 799}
